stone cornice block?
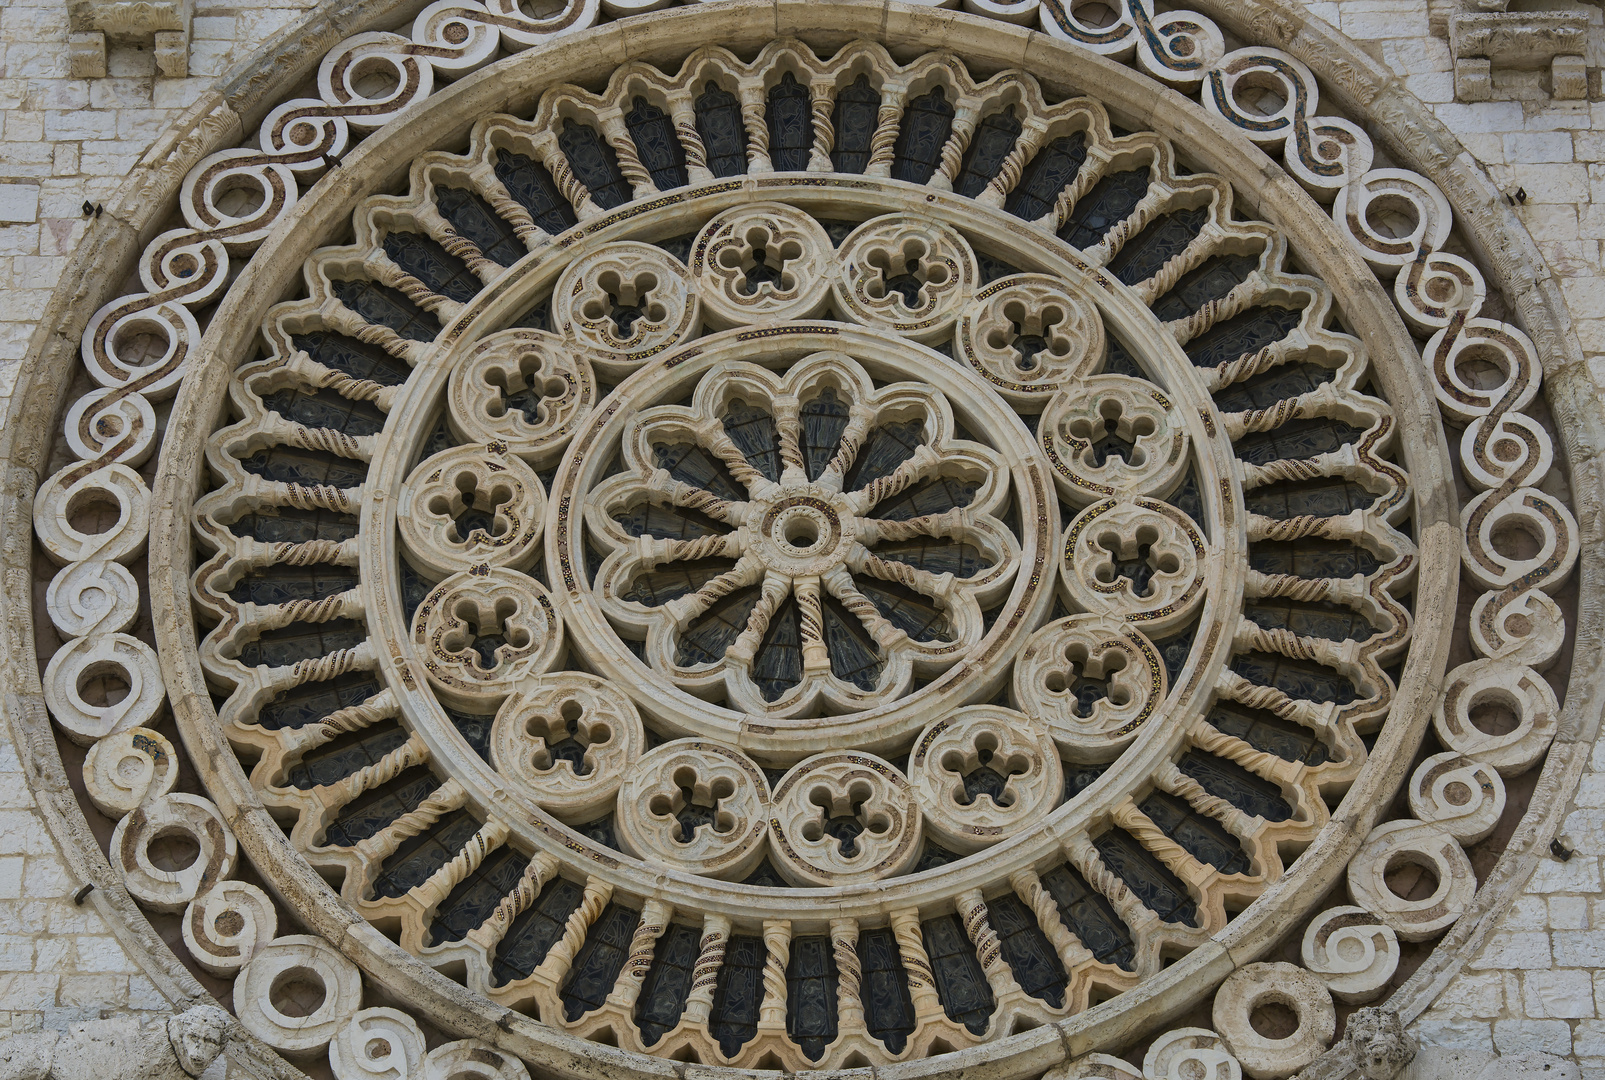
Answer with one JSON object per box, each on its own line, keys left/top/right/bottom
{"left": 1448, "top": 10, "right": 1589, "bottom": 66}
{"left": 67, "top": 0, "right": 193, "bottom": 77}
{"left": 68, "top": 0, "right": 190, "bottom": 37}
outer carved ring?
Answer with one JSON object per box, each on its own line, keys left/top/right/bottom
{"left": 123, "top": 11, "right": 1469, "bottom": 1080}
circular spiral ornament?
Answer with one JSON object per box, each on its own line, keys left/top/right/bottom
{"left": 235, "top": 934, "right": 365, "bottom": 1060}
{"left": 491, "top": 674, "right": 646, "bottom": 822}
{"left": 34, "top": 462, "right": 149, "bottom": 566}
{"left": 1462, "top": 485, "right": 1577, "bottom": 597}
{"left": 1392, "top": 250, "right": 1486, "bottom": 335}
{"left": 82, "top": 726, "right": 177, "bottom": 818}
{"left": 1299, "top": 905, "right": 1400, "bottom": 1004}
{"left": 909, "top": 706, "right": 1063, "bottom": 853}
{"left": 1143, "top": 1029, "right": 1242, "bottom": 1080}
{"left": 82, "top": 297, "right": 206, "bottom": 398}
{"left": 109, "top": 792, "right": 237, "bottom": 913}
{"left": 423, "top": 1041, "right": 532, "bottom": 1080}
{"left": 1407, "top": 751, "right": 1505, "bottom": 844}
{"left": 615, "top": 739, "right": 772, "bottom": 879}
{"left": 64, "top": 387, "right": 159, "bottom": 466}
{"left": 182, "top": 879, "right": 278, "bottom": 977}
{"left": 43, "top": 632, "right": 165, "bottom": 745}
{"left": 46, "top": 559, "right": 141, "bottom": 639}
{"left": 1332, "top": 167, "right": 1452, "bottom": 273}
{"left": 769, "top": 751, "right": 922, "bottom": 886}
{"left": 329, "top": 1007, "right": 429, "bottom": 1080}
{"left": 1433, "top": 658, "right": 1558, "bottom": 776}
{"left": 1211, "top": 963, "right": 1335, "bottom": 1080}
{"left": 1347, "top": 819, "right": 1477, "bottom": 941}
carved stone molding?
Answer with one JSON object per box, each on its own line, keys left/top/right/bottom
{"left": 1448, "top": 11, "right": 1590, "bottom": 101}
{"left": 66, "top": 0, "right": 191, "bottom": 78}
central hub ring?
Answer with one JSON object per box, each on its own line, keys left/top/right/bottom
{"left": 756, "top": 495, "right": 846, "bottom": 571}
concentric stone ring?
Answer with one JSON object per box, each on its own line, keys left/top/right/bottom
{"left": 34, "top": 5, "right": 1583, "bottom": 1077}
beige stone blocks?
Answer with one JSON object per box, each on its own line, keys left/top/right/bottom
{"left": 66, "top": 32, "right": 106, "bottom": 79}
{"left": 1553, "top": 55, "right": 1587, "bottom": 101}
{"left": 1457, "top": 56, "right": 1493, "bottom": 102}
{"left": 1448, "top": 11, "right": 1589, "bottom": 104}
{"left": 66, "top": 0, "right": 192, "bottom": 79}
{"left": 153, "top": 30, "right": 186, "bottom": 77}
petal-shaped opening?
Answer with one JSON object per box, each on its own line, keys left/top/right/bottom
{"left": 722, "top": 398, "right": 782, "bottom": 481}
{"left": 871, "top": 538, "right": 990, "bottom": 579}
{"left": 754, "top": 597, "right": 804, "bottom": 702}
{"left": 654, "top": 441, "right": 745, "bottom": 501}
{"left": 676, "top": 586, "right": 761, "bottom": 667}
{"left": 868, "top": 474, "right": 981, "bottom": 521}
{"left": 801, "top": 387, "right": 851, "bottom": 481}
{"left": 857, "top": 577, "right": 954, "bottom": 643}
{"left": 843, "top": 418, "right": 925, "bottom": 493}
{"left": 822, "top": 594, "right": 882, "bottom": 691}
{"left": 614, "top": 500, "right": 729, "bottom": 540}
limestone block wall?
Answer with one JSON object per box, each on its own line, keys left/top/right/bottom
{"left": 0, "top": 0, "right": 319, "bottom": 1035}
{"left": 3, "top": 0, "right": 1605, "bottom": 1071}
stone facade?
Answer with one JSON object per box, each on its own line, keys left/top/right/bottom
{"left": 0, "top": 0, "right": 320, "bottom": 1045}
{"left": 3, "top": 0, "right": 1605, "bottom": 1076}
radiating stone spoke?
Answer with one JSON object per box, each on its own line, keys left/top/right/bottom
{"left": 642, "top": 531, "right": 747, "bottom": 568}
{"left": 847, "top": 542, "right": 956, "bottom": 605}
{"left": 773, "top": 395, "right": 807, "bottom": 482}
{"left": 727, "top": 569, "right": 794, "bottom": 665}
{"left": 856, "top": 507, "right": 969, "bottom": 546}
{"left": 643, "top": 470, "right": 749, "bottom": 526}
{"left": 793, "top": 577, "right": 832, "bottom": 674}
{"left": 699, "top": 417, "right": 776, "bottom": 496}
{"left": 816, "top": 405, "right": 875, "bottom": 492}
{"left": 662, "top": 554, "right": 765, "bottom": 627}
{"left": 821, "top": 565, "right": 906, "bottom": 651}
{"left": 846, "top": 443, "right": 941, "bottom": 514}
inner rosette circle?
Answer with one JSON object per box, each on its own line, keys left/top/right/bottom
{"left": 564, "top": 328, "right": 1054, "bottom": 751}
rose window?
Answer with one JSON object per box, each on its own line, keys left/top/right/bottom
{"left": 179, "top": 41, "right": 1420, "bottom": 1067}
{"left": 589, "top": 347, "right": 1022, "bottom": 717}
{"left": 36, "top": 16, "right": 1579, "bottom": 1080}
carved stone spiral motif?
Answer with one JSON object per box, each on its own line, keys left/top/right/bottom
{"left": 328, "top": 1007, "right": 428, "bottom": 1080}
{"left": 26, "top": 7, "right": 1583, "bottom": 1079}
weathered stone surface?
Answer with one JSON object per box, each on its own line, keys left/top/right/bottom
{"left": 0, "top": 1005, "right": 226, "bottom": 1080}
{"left": 3, "top": 0, "right": 1605, "bottom": 1078}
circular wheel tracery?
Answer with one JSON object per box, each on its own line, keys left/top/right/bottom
{"left": 17, "top": 0, "right": 1581, "bottom": 1069}
{"left": 173, "top": 35, "right": 1437, "bottom": 1068}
